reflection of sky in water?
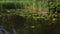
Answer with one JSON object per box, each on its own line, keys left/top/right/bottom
{"left": 0, "top": 26, "right": 32, "bottom": 34}
{"left": 0, "top": 26, "right": 10, "bottom": 34}
{"left": 12, "top": 28, "right": 17, "bottom": 34}
{"left": 0, "top": 31, "right": 4, "bottom": 34}
{"left": 0, "top": 27, "right": 17, "bottom": 34}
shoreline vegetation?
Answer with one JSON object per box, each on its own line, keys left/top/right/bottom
{"left": 0, "top": 0, "right": 60, "bottom": 34}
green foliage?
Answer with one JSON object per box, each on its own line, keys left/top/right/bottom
{"left": 0, "top": 0, "right": 60, "bottom": 34}
{"left": 0, "top": 3, "right": 25, "bottom": 9}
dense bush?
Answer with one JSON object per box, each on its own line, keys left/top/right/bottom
{"left": 49, "top": 4, "right": 60, "bottom": 13}
{"left": 0, "top": 3, "right": 24, "bottom": 9}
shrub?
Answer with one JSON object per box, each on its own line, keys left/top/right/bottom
{"left": 0, "top": 3, "right": 24, "bottom": 9}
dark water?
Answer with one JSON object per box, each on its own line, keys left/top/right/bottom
{"left": 0, "top": 26, "right": 30, "bottom": 34}
{"left": 12, "top": 28, "right": 17, "bottom": 34}
{"left": 0, "top": 26, "right": 9, "bottom": 34}
{"left": 22, "top": 29, "right": 29, "bottom": 34}
{"left": 0, "top": 26, "right": 36, "bottom": 34}
{"left": 0, "top": 26, "right": 17, "bottom": 34}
